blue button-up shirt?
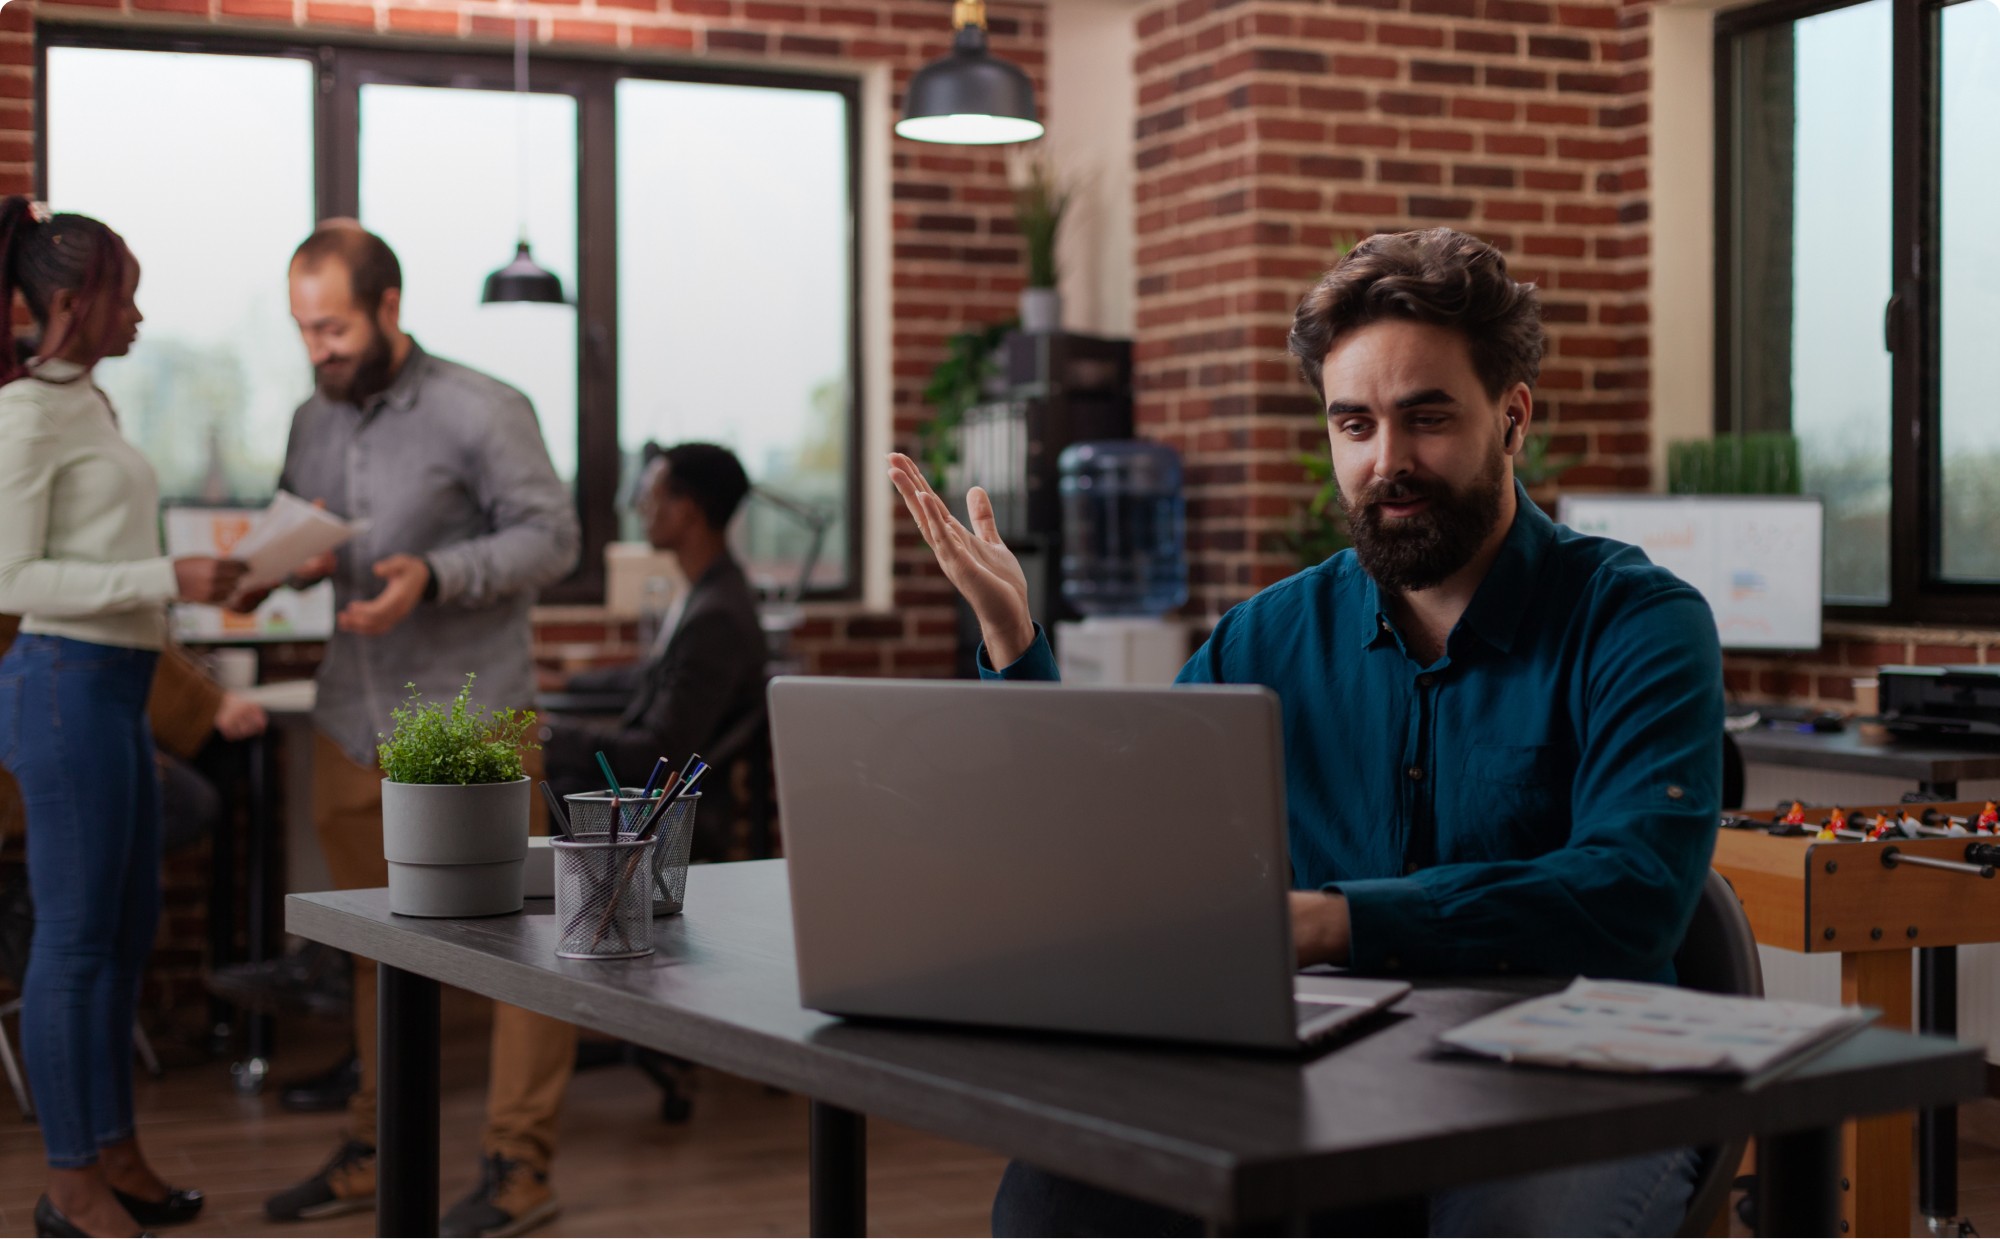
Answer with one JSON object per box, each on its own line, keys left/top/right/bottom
{"left": 985, "top": 485, "right": 1723, "bottom": 982}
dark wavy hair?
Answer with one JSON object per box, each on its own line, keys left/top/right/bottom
{"left": 0, "top": 197, "right": 133, "bottom": 385}
{"left": 1287, "top": 228, "right": 1544, "bottom": 402}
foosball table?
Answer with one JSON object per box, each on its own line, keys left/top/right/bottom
{"left": 1714, "top": 800, "right": 2000, "bottom": 1236}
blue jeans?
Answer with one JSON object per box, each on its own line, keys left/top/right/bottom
{"left": 0, "top": 634, "right": 162, "bottom": 1168}
{"left": 993, "top": 1144, "right": 1700, "bottom": 1237}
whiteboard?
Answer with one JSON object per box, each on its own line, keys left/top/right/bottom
{"left": 1556, "top": 495, "right": 1823, "bottom": 651}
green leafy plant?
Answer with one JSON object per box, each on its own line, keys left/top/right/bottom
{"left": 1667, "top": 433, "right": 1802, "bottom": 495}
{"left": 917, "top": 319, "right": 1016, "bottom": 489}
{"left": 1273, "top": 452, "right": 1353, "bottom": 570}
{"left": 1515, "top": 431, "right": 1582, "bottom": 488}
{"left": 376, "top": 674, "right": 537, "bottom": 785}
{"left": 1013, "top": 158, "right": 1072, "bottom": 290}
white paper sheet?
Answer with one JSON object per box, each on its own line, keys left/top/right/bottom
{"left": 232, "top": 491, "right": 367, "bottom": 590}
{"left": 1439, "top": 978, "right": 1875, "bottom": 1076}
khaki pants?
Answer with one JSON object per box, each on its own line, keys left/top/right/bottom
{"left": 313, "top": 730, "right": 577, "bottom": 1171}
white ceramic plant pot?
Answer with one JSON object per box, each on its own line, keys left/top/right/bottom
{"left": 381, "top": 777, "right": 530, "bottom": 918}
{"left": 1019, "top": 286, "right": 1063, "bottom": 335}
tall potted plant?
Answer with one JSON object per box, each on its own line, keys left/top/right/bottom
{"left": 377, "top": 675, "right": 537, "bottom": 918}
{"left": 1013, "top": 155, "right": 1072, "bottom": 334}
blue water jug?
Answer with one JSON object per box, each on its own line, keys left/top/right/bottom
{"left": 1058, "top": 440, "right": 1188, "bottom": 617}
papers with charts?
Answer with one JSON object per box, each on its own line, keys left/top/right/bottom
{"left": 1439, "top": 978, "right": 1875, "bottom": 1076}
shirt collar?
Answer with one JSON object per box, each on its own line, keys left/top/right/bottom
{"left": 1453, "top": 480, "right": 1556, "bottom": 655}
{"left": 1354, "top": 480, "right": 1554, "bottom": 656}
{"left": 364, "top": 339, "right": 428, "bottom": 416}
{"left": 25, "top": 358, "right": 87, "bottom": 383}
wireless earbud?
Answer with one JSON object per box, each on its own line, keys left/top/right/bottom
{"left": 1504, "top": 415, "right": 1519, "bottom": 446}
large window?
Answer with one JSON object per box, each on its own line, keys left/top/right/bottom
{"left": 44, "top": 48, "right": 315, "bottom": 505}
{"left": 37, "top": 32, "right": 862, "bottom": 600}
{"left": 1718, "top": 0, "right": 2000, "bottom": 621}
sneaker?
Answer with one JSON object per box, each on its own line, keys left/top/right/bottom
{"left": 439, "top": 1154, "right": 560, "bottom": 1238}
{"left": 264, "top": 1139, "right": 376, "bottom": 1222}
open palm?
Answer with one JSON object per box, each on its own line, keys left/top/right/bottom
{"left": 887, "top": 453, "right": 1035, "bottom": 667}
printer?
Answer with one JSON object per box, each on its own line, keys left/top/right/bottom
{"left": 1878, "top": 665, "right": 2000, "bottom": 741}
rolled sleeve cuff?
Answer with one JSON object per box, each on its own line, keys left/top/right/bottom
{"left": 976, "top": 624, "right": 1059, "bottom": 681}
{"left": 425, "top": 547, "right": 463, "bottom": 606}
{"left": 1327, "top": 876, "right": 1439, "bottom": 974}
{"left": 140, "top": 556, "right": 180, "bottom": 602}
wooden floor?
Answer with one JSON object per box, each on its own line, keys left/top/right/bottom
{"left": 0, "top": 993, "right": 1006, "bottom": 1237}
{"left": 0, "top": 995, "right": 1996, "bottom": 1238}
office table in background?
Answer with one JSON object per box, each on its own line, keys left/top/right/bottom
{"left": 289, "top": 861, "right": 1981, "bottom": 1236}
{"left": 1732, "top": 726, "right": 2000, "bottom": 800}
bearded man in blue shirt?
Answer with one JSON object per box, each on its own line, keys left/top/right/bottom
{"left": 888, "top": 227, "right": 1722, "bottom": 1237}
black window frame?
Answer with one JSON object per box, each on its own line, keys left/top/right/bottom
{"left": 36, "top": 23, "right": 866, "bottom": 605}
{"left": 1714, "top": 0, "right": 1992, "bottom": 625}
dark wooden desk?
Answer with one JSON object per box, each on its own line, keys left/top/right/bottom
{"left": 288, "top": 861, "right": 1984, "bottom": 1238}
{"left": 1732, "top": 726, "right": 2000, "bottom": 799}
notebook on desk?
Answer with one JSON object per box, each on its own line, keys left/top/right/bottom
{"left": 768, "top": 677, "right": 1409, "bottom": 1051}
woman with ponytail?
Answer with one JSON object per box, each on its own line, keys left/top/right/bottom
{"left": 0, "top": 197, "right": 245, "bottom": 1237}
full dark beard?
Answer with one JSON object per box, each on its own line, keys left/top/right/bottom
{"left": 315, "top": 324, "right": 395, "bottom": 405}
{"left": 1339, "top": 452, "right": 1507, "bottom": 592}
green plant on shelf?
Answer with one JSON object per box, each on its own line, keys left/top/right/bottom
{"left": 1667, "top": 434, "right": 1802, "bottom": 495}
{"left": 376, "top": 674, "right": 537, "bottom": 786}
{"left": 917, "top": 320, "right": 1015, "bottom": 491}
{"left": 1012, "top": 156, "right": 1072, "bottom": 290}
{"left": 1515, "top": 431, "right": 1582, "bottom": 488}
{"left": 1274, "top": 452, "right": 1354, "bottom": 571}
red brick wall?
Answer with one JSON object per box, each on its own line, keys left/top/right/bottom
{"left": 1129, "top": 0, "right": 1651, "bottom": 618}
{"left": 1725, "top": 628, "right": 2000, "bottom": 710}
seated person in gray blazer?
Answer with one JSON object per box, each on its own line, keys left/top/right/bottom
{"left": 540, "top": 442, "right": 767, "bottom": 853}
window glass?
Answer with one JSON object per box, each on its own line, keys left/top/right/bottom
{"left": 45, "top": 48, "right": 314, "bottom": 501}
{"left": 1727, "top": 0, "right": 1893, "bottom": 603}
{"left": 1937, "top": 0, "right": 2000, "bottom": 582}
{"left": 616, "top": 79, "right": 852, "bottom": 592}
{"left": 359, "top": 83, "right": 580, "bottom": 481}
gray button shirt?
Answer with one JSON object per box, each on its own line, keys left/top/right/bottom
{"left": 280, "top": 343, "right": 580, "bottom": 766}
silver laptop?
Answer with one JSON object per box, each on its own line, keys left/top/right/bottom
{"left": 769, "top": 677, "right": 1409, "bottom": 1050}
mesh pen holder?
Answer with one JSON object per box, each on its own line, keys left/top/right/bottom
{"left": 563, "top": 790, "right": 700, "bottom": 916}
{"left": 551, "top": 832, "right": 658, "bottom": 960}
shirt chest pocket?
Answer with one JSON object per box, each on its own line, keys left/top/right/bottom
{"left": 1452, "top": 742, "right": 1570, "bottom": 859}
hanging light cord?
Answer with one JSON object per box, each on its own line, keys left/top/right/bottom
{"left": 514, "top": 14, "right": 531, "bottom": 247}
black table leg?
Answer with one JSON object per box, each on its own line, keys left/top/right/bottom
{"left": 1756, "top": 1125, "right": 1840, "bottom": 1237}
{"left": 247, "top": 732, "right": 276, "bottom": 1070}
{"left": 809, "top": 1101, "right": 865, "bottom": 1237}
{"left": 377, "top": 963, "right": 439, "bottom": 1239}
{"left": 1919, "top": 944, "right": 1959, "bottom": 1224}
{"left": 206, "top": 743, "right": 240, "bottom": 1055}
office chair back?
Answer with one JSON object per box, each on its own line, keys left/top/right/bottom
{"left": 1671, "top": 869, "right": 1765, "bottom": 1237}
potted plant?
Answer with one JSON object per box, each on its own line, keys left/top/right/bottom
{"left": 1274, "top": 452, "right": 1353, "bottom": 571}
{"left": 377, "top": 675, "right": 537, "bottom": 918}
{"left": 1516, "top": 431, "right": 1583, "bottom": 516}
{"left": 1012, "top": 154, "right": 1072, "bottom": 334}
{"left": 917, "top": 319, "right": 1015, "bottom": 490}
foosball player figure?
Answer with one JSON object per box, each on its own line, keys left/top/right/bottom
{"left": 1781, "top": 800, "right": 1808, "bottom": 827}
{"left": 1980, "top": 802, "right": 1999, "bottom": 834}
{"left": 1817, "top": 808, "right": 1848, "bottom": 841}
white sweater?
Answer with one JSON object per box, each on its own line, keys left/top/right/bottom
{"left": 0, "top": 362, "right": 178, "bottom": 650}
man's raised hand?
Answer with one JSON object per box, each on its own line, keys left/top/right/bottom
{"left": 887, "top": 453, "right": 1035, "bottom": 668}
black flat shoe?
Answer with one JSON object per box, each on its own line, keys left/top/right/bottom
{"left": 32, "top": 1196, "right": 82, "bottom": 1239}
{"left": 112, "top": 1186, "right": 203, "bottom": 1229}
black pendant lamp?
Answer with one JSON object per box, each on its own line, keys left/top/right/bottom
{"left": 895, "top": 0, "right": 1043, "bottom": 145}
{"left": 482, "top": 17, "right": 568, "bottom": 305}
